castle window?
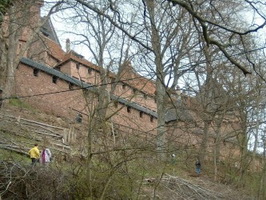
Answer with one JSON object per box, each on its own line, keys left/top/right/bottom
{"left": 143, "top": 93, "right": 147, "bottom": 99}
{"left": 33, "top": 68, "right": 39, "bottom": 77}
{"left": 223, "top": 140, "right": 226, "bottom": 146}
{"left": 18, "top": 43, "right": 22, "bottom": 55}
{"left": 76, "top": 63, "right": 80, "bottom": 70}
{"left": 150, "top": 116, "right": 154, "bottom": 122}
{"left": 122, "top": 84, "right": 126, "bottom": 90}
{"left": 127, "top": 106, "right": 131, "bottom": 113}
{"left": 52, "top": 76, "right": 58, "bottom": 84}
{"left": 133, "top": 88, "right": 137, "bottom": 94}
{"left": 139, "top": 111, "right": 143, "bottom": 118}
{"left": 114, "top": 101, "right": 118, "bottom": 108}
{"left": 69, "top": 83, "right": 74, "bottom": 90}
{"left": 88, "top": 68, "right": 92, "bottom": 74}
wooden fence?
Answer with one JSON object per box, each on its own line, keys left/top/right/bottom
{"left": 0, "top": 113, "right": 74, "bottom": 156}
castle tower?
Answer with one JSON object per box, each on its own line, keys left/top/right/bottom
{"left": 19, "top": 0, "right": 44, "bottom": 52}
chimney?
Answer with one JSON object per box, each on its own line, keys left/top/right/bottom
{"left": 66, "top": 38, "right": 70, "bottom": 52}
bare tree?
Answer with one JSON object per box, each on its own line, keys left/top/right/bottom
{"left": 0, "top": 0, "right": 62, "bottom": 106}
{"left": 67, "top": 0, "right": 266, "bottom": 155}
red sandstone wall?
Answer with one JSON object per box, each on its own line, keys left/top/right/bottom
{"left": 110, "top": 81, "right": 157, "bottom": 112}
{"left": 60, "top": 61, "right": 101, "bottom": 85}
{"left": 109, "top": 103, "right": 157, "bottom": 132}
{"left": 59, "top": 61, "right": 72, "bottom": 75}
{"left": 59, "top": 60, "right": 157, "bottom": 112}
{"left": 15, "top": 63, "right": 87, "bottom": 120}
{"left": 15, "top": 63, "right": 158, "bottom": 132}
{"left": 166, "top": 122, "right": 241, "bottom": 160}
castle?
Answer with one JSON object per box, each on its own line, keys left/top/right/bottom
{"left": 2, "top": 1, "right": 243, "bottom": 162}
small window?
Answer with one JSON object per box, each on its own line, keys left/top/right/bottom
{"left": 88, "top": 68, "right": 92, "bottom": 74}
{"left": 52, "top": 76, "right": 58, "bottom": 84}
{"left": 133, "top": 88, "right": 137, "bottom": 94}
{"left": 33, "top": 68, "right": 39, "bottom": 77}
{"left": 127, "top": 106, "right": 131, "bottom": 113}
{"left": 114, "top": 101, "right": 118, "bottom": 108}
{"left": 76, "top": 63, "right": 80, "bottom": 70}
{"left": 143, "top": 93, "right": 147, "bottom": 99}
{"left": 139, "top": 111, "right": 143, "bottom": 118}
{"left": 69, "top": 83, "right": 74, "bottom": 90}
{"left": 18, "top": 43, "right": 22, "bottom": 54}
{"left": 150, "top": 116, "right": 154, "bottom": 122}
{"left": 122, "top": 84, "right": 126, "bottom": 90}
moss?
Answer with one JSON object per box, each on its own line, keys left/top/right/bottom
{"left": 8, "top": 98, "right": 36, "bottom": 111}
{"left": 0, "top": 149, "right": 29, "bottom": 163}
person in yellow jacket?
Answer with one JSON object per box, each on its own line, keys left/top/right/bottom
{"left": 28, "top": 144, "right": 40, "bottom": 165}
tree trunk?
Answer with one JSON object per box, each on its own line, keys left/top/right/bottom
{"left": 199, "top": 121, "right": 211, "bottom": 163}
{"left": 1, "top": 5, "right": 20, "bottom": 105}
{"left": 146, "top": 0, "right": 167, "bottom": 158}
{"left": 213, "top": 119, "right": 222, "bottom": 181}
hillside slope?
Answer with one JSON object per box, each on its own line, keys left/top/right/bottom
{"left": 141, "top": 173, "right": 253, "bottom": 200}
{"left": 0, "top": 104, "right": 256, "bottom": 200}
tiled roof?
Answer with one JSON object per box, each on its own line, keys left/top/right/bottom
{"left": 40, "top": 17, "right": 61, "bottom": 45}
{"left": 43, "top": 37, "right": 65, "bottom": 61}
{"left": 165, "top": 107, "right": 193, "bottom": 123}
{"left": 57, "top": 51, "right": 105, "bottom": 73}
{"left": 41, "top": 34, "right": 155, "bottom": 95}
{"left": 20, "top": 57, "right": 157, "bottom": 118}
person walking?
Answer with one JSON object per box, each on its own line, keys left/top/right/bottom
{"left": 40, "top": 147, "right": 52, "bottom": 165}
{"left": 195, "top": 158, "right": 201, "bottom": 175}
{"left": 28, "top": 144, "right": 40, "bottom": 165}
